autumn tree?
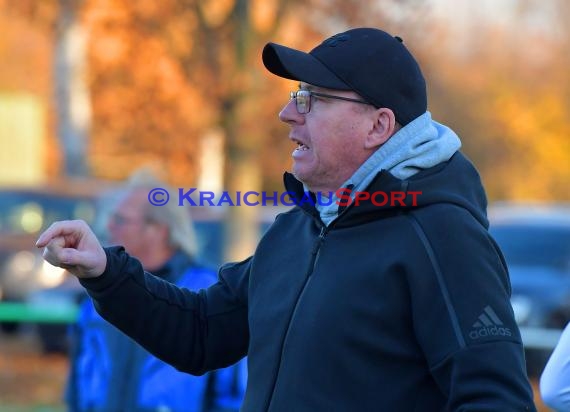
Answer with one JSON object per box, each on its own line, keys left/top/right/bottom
{"left": 82, "top": 0, "right": 307, "bottom": 260}
{"left": 0, "top": 0, "right": 89, "bottom": 177}
{"left": 424, "top": 0, "right": 570, "bottom": 201}
{"left": 55, "top": 0, "right": 90, "bottom": 177}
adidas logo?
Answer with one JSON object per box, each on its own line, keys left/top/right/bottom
{"left": 469, "top": 305, "right": 512, "bottom": 340}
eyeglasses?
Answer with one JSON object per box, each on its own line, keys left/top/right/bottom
{"left": 109, "top": 213, "right": 149, "bottom": 227}
{"left": 289, "top": 90, "right": 370, "bottom": 114}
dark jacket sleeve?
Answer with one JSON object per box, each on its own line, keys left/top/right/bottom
{"left": 407, "top": 208, "right": 536, "bottom": 411}
{"left": 79, "top": 246, "right": 250, "bottom": 375}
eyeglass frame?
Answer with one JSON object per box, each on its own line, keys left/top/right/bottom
{"left": 108, "top": 212, "right": 152, "bottom": 227}
{"left": 289, "top": 89, "right": 372, "bottom": 114}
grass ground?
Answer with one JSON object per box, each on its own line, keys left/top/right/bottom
{"left": 0, "top": 329, "right": 66, "bottom": 411}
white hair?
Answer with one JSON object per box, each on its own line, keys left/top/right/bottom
{"left": 123, "top": 168, "right": 198, "bottom": 258}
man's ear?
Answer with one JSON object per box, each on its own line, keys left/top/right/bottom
{"left": 364, "top": 108, "right": 398, "bottom": 149}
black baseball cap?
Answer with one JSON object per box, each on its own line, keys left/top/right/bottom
{"left": 262, "top": 28, "right": 427, "bottom": 126}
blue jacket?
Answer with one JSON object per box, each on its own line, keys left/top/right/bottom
{"left": 80, "top": 153, "right": 536, "bottom": 411}
{"left": 67, "top": 252, "right": 246, "bottom": 412}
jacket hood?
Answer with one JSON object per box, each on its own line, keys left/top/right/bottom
{"left": 313, "top": 112, "right": 462, "bottom": 226}
{"left": 284, "top": 151, "right": 489, "bottom": 229}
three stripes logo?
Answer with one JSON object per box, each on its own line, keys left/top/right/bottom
{"left": 469, "top": 305, "right": 512, "bottom": 340}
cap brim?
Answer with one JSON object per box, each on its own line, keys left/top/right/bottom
{"left": 262, "top": 42, "right": 350, "bottom": 90}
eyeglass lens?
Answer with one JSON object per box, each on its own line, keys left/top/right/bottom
{"left": 291, "top": 90, "right": 310, "bottom": 114}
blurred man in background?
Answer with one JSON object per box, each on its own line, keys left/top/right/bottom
{"left": 66, "top": 170, "right": 246, "bottom": 412}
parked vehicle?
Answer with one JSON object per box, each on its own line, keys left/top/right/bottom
{"left": 0, "top": 180, "right": 117, "bottom": 332}
{"left": 489, "top": 203, "right": 570, "bottom": 375}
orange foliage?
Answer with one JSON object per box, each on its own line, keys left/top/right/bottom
{"left": 83, "top": 0, "right": 216, "bottom": 184}
{"left": 1, "top": 0, "right": 568, "bottom": 200}
{"left": 425, "top": 19, "right": 570, "bottom": 202}
{"left": 80, "top": 0, "right": 309, "bottom": 187}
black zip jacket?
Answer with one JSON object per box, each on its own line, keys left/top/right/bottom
{"left": 81, "top": 152, "right": 536, "bottom": 411}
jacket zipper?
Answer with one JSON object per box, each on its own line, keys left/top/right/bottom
{"left": 265, "top": 225, "right": 327, "bottom": 411}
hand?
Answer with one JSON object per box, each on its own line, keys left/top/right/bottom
{"left": 36, "top": 220, "right": 107, "bottom": 279}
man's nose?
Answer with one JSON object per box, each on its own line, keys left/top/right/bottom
{"left": 279, "top": 99, "right": 304, "bottom": 125}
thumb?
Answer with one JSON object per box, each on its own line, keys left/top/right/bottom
{"left": 58, "top": 247, "right": 86, "bottom": 267}
{"left": 46, "top": 246, "right": 107, "bottom": 279}
{"left": 42, "top": 236, "right": 71, "bottom": 266}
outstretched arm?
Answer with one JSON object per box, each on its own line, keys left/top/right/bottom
{"left": 36, "top": 220, "right": 249, "bottom": 374}
{"left": 81, "top": 247, "right": 250, "bottom": 374}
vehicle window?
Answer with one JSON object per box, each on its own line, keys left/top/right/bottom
{"left": 491, "top": 224, "right": 570, "bottom": 270}
{"left": 0, "top": 191, "right": 96, "bottom": 235}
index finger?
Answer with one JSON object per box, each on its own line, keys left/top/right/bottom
{"left": 35, "top": 220, "right": 84, "bottom": 247}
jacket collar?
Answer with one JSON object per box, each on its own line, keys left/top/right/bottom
{"left": 282, "top": 151, "right": 489, "bottom": 229}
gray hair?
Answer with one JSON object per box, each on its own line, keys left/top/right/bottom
{"left": 122, "top": 168, "right": 198, "bottom": 258}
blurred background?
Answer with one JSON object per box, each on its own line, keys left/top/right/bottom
{"left": 0, "top": 0, "right": 568, "bottom": 410}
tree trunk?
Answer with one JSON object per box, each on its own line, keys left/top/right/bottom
{"left": 54, "top": 0, "right": 90, "bottom": 177}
